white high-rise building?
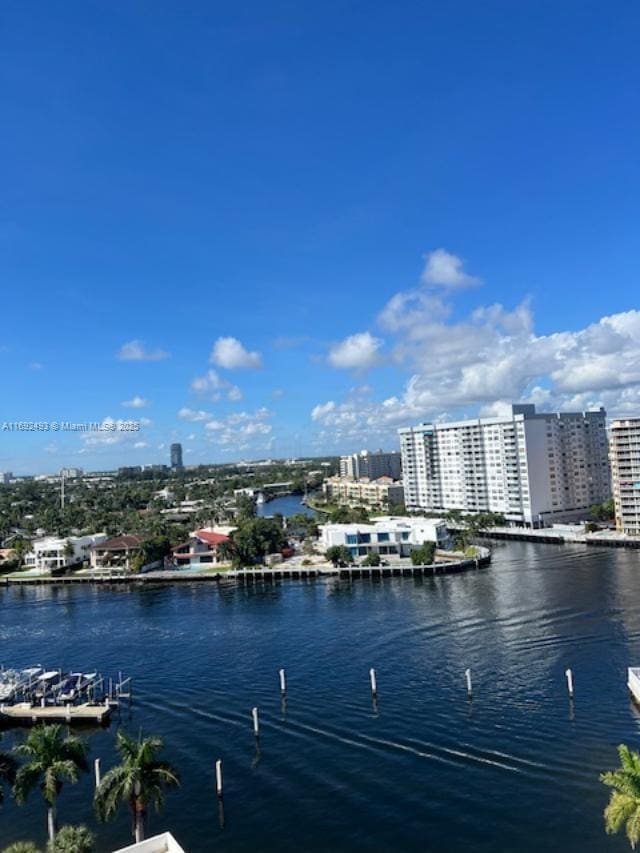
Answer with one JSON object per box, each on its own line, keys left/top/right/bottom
{"left": 609, "top": 418, "right": 640, "bottom": 535}
{"left": 399, "top": 404, "right": 611, "bottom": 527}
{"left": 339, "top": 449, "right": 402, "bottom": 480}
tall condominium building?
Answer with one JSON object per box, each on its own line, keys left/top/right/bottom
{"left": 609, "top": 418, "right": 640, "bottom": 534}
{"left": 170, "top": 443, "right": 183, "bottom": 470}
{"left": 339, "top": 449, "right": 402, "bottom": 481}
{"left": 399, "top": 404, "right": 611, "bottom": 527}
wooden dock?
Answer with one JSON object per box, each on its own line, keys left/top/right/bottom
{"left": 0, "top": 702, "right": 111, "bottom": 725}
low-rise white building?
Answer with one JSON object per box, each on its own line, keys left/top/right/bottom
{"left": 24, "top": 533, "right": 107, "bottom": 573}
{"left": 320, "top": 516, "right": 450, "bottom": 559}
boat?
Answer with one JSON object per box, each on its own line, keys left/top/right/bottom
{"left": 628, "top": 667, "right": 640, "bottom": 704}
{"left": 57, "top": 672, "right": 97, "bottom": 702}
{"left": 0, "top": 670, "right": 21, "bottom": 701}
{"left": 33, "top": 670, "right": 64, "bottom": 699}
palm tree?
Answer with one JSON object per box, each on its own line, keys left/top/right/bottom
{"left": 601, "top": 744, "right": 640, "bottom": 848}
{"left": 0, "top": 742, "right": 18, "bottom": 804}
{"left": 47, "top": 825, "right": 95, "bottom": 853}
{"left": 2, "top": 843, "right": 41, "bottom": 853}
{"left": 94, "top": 731, "right": 180, "bottom": 843}
{"left": 13, "top": 725, "right": 89, "bottom": 843}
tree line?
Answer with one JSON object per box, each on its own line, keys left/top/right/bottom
{"left": 0, "top": 725, "right": 179, "bottom": 852}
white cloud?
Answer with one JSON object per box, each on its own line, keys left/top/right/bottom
{"left": 29, "top": 361, "right": 44, "bottom": 371}
{"left": 328, "top": 332, "right": 383, "bottom": 370}
{"left": 311, "top": 249, "right": 640, "bottom": 447}
{"left": 204, "top": 408, "right": 273, "bottom": 453}
{"left": 210, "top": 336, "right": 262, "bottom": 369}
{"left": 121, "top": 396, "right": 149, "bottom": 409}
{"left": 178, "top": 407, "right": 212, "bottom": 422}
{"left": 117, "top": 340, "right": 169, "bottom": 361}
{"left": 133, "top": 441, "right": 148, "bottom": 449}
{"left": 421, "top": 248, "right": 480, "bottom": 288}
{"left": 190, "top": 369, "right": 242, "bottom": 401}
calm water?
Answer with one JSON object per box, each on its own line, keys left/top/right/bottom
{"left": 257, "top": 493, "right": 317, "bottom": 518}
{"left": 2, "top": 541, "right": 640, "bottom": 852}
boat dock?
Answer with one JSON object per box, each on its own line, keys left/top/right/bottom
{"left": 0, "top": 701, "right": 111, "bottom": 725}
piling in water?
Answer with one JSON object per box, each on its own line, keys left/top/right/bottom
{"left": 215, "top": 759, "right": 223, "bottom": 797}
{"left": 369, "top": 668, "right": 377, "bottom": 696}
{"left": 565, "top": 668, "right": 574, "bottom": 698}
{"left": 279, "top": 668, "right": 286, "bottom": 694}
{"left": 252, "top": 706, "right": 260, "bottom": 737}
{"left": 465, "top": 668, "right": 473, "bottom": 696}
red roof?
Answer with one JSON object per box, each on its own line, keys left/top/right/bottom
{"left": 195, "top": 530, "right": 230, "bottom": 546}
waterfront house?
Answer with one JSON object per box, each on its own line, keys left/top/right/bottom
{"left": 320, "top": 516, "right": 450, "bottom": 560}
{"left": 24, "top": 533, "right": 107, "bottom": 573}
{"left": 173, "top": 529, "right": 231, "bottom": 567}
{"left": 90, "top": 534, "right": 145, "bottom": 572}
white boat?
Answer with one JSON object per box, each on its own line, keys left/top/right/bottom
{"left": 628, "top": 667, "right": 640, "bottom": 704}
{"left": 0, "top": 670, "right": 21, "bottom": 701}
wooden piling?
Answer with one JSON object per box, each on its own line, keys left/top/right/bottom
{"left": 565, "top": 668, "right": 574, "bottom": 698}
{"left": 465, "top": 668, "right": 473, "bottom": 697}
{"left": 369, "top": 668, "right": 377, "bottom": 696}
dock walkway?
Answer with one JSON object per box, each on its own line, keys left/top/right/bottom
{"left": 0, "top": 701, "right": 111, "bottom": 724}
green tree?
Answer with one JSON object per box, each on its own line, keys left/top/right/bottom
{"left": 234, "top": 494, "right": 256, "bottom": 522}
{"left": 2, "top": 843, "right": 41, "bottom": 853}
{"left": 62, "top": 541, "right": 74, "bottom": 561}
{"left": 13, "top": 725, "right": 89, "bottom": 843}
{"left": 216, "top": 539, "right": 235, "bottom": 563}
{"left": 94, "top": 731, "right": 180, "bottom": 844}
{"left": 229, "top": 518, "right": 287, "bottom": 566}
{"left": 601, "top": 744, "right": 640, "bottom": 849}
{"left": 362, "top": 552, "right": 381, "bottom": 566}
{"left": 0, "top": 741, "right": 17, "bottom": 804}
{"left": 325, "top": 545, "right": 353, "bottom": 567}
{"left": 410, "top": 541, "right": 436, "bottom": 566}
{"left": 590, "top": 498, "right": 616, "bottom": 522}
{"left": 11, "top": 539, "right": 31, "bottom": 567}
{"left": 47, "top": 825, "right": 95, "bottom": 853}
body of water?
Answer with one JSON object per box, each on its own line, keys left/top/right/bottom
{"left": 257, "top": 493, "right": 317, "bottom": 518}
{"left": 1, "top": 541, "right": 640, "bottom": 852}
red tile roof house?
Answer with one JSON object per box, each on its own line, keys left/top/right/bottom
{"left": 172, "top": 530, "right": 231, "bottom": 567}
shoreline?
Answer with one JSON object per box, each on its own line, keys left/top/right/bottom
{"left": 2, "top": 549, "right": 491, "bottom": 586}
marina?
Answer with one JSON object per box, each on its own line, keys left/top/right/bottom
{"left": 0, "top": 665, "right": 131, "bottom": 726}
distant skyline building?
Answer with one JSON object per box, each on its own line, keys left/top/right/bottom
{"left": 60, "top": 467, "right": 83, "bottom": 479}
{"left": 170, "top": 443, "right": 184, "bottom": 470}
{"left": 0, "top": 472, "right": 12, "bottom": 485}
{"left": 609, "top": 418, "right": 640, "bottom": 535}
{"left": 339, "top": 449, "right": 402, "bottom": 481}
{"left": 399, "top": 404, "right": 611, "bottom": 528}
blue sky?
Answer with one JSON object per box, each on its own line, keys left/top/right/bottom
{"left": 2, "top": 0, "right": 640, "bottom": 474}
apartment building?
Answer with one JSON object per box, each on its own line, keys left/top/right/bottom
{"left": 322, "top": 475, "right": 405, "bottom": 508}
{"left": 339, "top": 449, "right": 402, "bottom": 480}
{"left": 399, "top": 404, "right": 611, "bottom": 527}
{"left": 609, "top": 418, "right": 640, "bottom": 534}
